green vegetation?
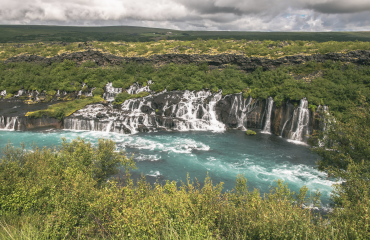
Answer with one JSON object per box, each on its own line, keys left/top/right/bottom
{"left": 1, "top": 39, "right": 370, "bottom": 60}
{"left": 1, "top": 59, "right": 369, "bottom": 120}
{"left": 26, "top": 96, "right": 104, "bottom": 120}
{"left": 113, "top": 91, "right": 150, "bottom": 105}
{"left": 1, "top": 117, "right": 370, "bottom": 239}
{"left": 308, "top": 99, "right": 370, "bottom": 239}
{"left": 1, "top": 25, "right": 370, "bottom": 43}
{"left": 246, "top": 130, "right": 257, "bottom": 135}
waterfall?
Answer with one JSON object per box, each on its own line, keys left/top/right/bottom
{"left": 229, "top": 94, "right": 252, "bottom": 130}
{"left": 262, "top": 97, "right": 274, "bottom": 134}
{"left": 287, "top": 98, "right": 310, "bottom": 141}
{"left": 173, "top": 90, "right": 225, "bottom": 132}
{"left": 103, "top": 82, "right": 123, "bottom": 101}
{"left": 60, "top": 83, "right": 313, "bottom": 143}
{"left": 0, "top": 90, "right": 6, "bottom": 97}
{"left": 106, "top": 121, "right": 113, "bottom": 132}
{"left": 14, "top": 89, "right": 25, "bottom": 97}
{"left": 127, "top": 82, "right": 152, "bottom": 95}
{"left": 65, "top": 89, "right": 226, "bottom": 134}
{"left": 0, "top": 116, "right": 18, "bottom": 131}
{"left": 280, "top": 117, "right": 291, "bottom": 137}
{"left": 207, "top": 92, "right": 226, "bottom": 132}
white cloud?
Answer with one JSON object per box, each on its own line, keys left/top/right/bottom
{"left": 0, "top": 0, "right": 369, "bottom": 31}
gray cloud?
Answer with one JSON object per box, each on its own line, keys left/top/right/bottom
{"left": 307, "top": 1, "right": 370, "bottom": 14}
{"left": 0, "top": 0, "right": 369, "bottom": 31}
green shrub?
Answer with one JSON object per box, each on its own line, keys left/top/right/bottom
{"left": 4, "top": 93, "right": 13, "bottom": 99}
{"left": 26, "top": 96, "right": 103, "bottom": 120}
{"left": 113, "top": 91, "right": 150, "bottom": 105}
{"left": 246, "top": 130, "right": 257, "bottom": 135}
{"left": 92, "top": 88, "right": 104, "bottom": 96}
{"left": 0, "top": 138, "right": 326, "bottom": 239}
{"left": 46, "top": 90, "right": 56, "bottom": 96}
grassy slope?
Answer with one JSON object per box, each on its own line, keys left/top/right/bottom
{"left": 25, "top": 96, "right": 104, "bottom": 120}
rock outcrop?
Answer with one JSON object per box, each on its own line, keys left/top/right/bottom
{"left": 5, "top": 50, "right": 370, "bottom": 72}
{"left": 0, "top": 85, "right": 320, "bottom": 143}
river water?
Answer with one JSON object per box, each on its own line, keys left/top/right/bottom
{"left": 0, "top": 128, "right": 334, "bottom": 205}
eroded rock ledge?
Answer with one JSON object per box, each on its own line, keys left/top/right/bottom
{"left": 5, "top": 50, "right": 370, "bottom": 72}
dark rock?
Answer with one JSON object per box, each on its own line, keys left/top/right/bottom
{"left": 5, "top": 50, "right": 370, "bottom": 72}
{"left": 96, "top": 112, "right": 106, "bottom": 118}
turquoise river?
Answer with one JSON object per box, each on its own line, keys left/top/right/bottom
{"left": 0, "top": 129, "right": 335, "bottom": 206}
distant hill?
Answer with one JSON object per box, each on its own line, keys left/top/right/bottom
{"left": 1, "top": 25, "right": 370, "bottom": 43}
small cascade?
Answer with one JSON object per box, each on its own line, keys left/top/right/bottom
{"left": 286, "top": 98, "right": 310, "bottom": 141}
{"left": 262, "top": 97, "right": 274, "bottom": 134}
{"left": 207, "top": 92, "right": 226, "bottom": 131}
{"left": 280, "top": 117, "right": 291, "bottom": 137}
{"left": 174, "top": 90, "right": 225, "bottom": 132}
{"left": 127, "top": 82, "right": 152, "bottom": 95}
{"left": 106, "top": 121, "right": 113, "bottom": 132}
{"left": 0, "top": 116, "right": 19, "bottom": 131}
{"left": 14, "top": 89, "right": 25, "bottom": 97}
{"left": 229, "top": 94, "right": 253, "bottom": 130}
{"left": 103, "top": 83, "right": 123, "bottom": 101}
{"left": 0, "top": 90, "right": 6, "bottom": 97}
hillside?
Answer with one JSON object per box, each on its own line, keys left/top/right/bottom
{"left": 2, "top": 25, "right": 370, "bottom": 43}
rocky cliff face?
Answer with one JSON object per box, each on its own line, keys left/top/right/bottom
{"left": 5, "top": 50, "right": 370, "bottom": 72}
{"left": 0, "top": 82, "right": 319, "bottom": 143}
{"left": 0, "top": 115, "right": 62, "bottom": 131}
{"left": 61, "top": 83, "right": 317, "bottom": 142}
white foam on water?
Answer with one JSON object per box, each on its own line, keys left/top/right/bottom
{"left": 135, "top": 154, "right": 161, "bottom": 162}
{"left": 147, "top": 170, "right": 162, "bottom": 177}
{"left": 286, "top": 139, "right": 309, "bottom": 146}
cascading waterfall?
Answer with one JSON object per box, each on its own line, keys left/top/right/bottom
{"left": 287, "top": 98, "right": 310, "bottom": 141}
{"left": 103, "top": 82, "right": 123, "bottom": 101}
{"left": 174, "top": 90, "right": 225, "bottom": 132}
{"left": 127, "top": 82, "right": 152, "bottom": 95}
{"left": 262, "top": 97, "right": 274, "bottom": 134}
{"left": 61, "top": 82, "right": 315, "bottom": 142}
{"left": 65, "top": 88, "right": 226, "bottom": 134}
{"left": 0, "top": 79, "right": 316, "bottom": 142}
{"left": 280, "top": 117, "right": 291, "bottom": 137}
{"left": 0, "top": 116, "right": 18, "bottom": 131}
{"left": 229, "top": 94, "right": 253, "bottom": 130}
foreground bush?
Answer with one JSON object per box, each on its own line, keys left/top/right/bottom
{"left": 0, "top": 137, "right": 368, "bottom": 239}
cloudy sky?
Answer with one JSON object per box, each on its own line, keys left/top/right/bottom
{"left": 0, "top": 0, "right": 369, "bottom": 31}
